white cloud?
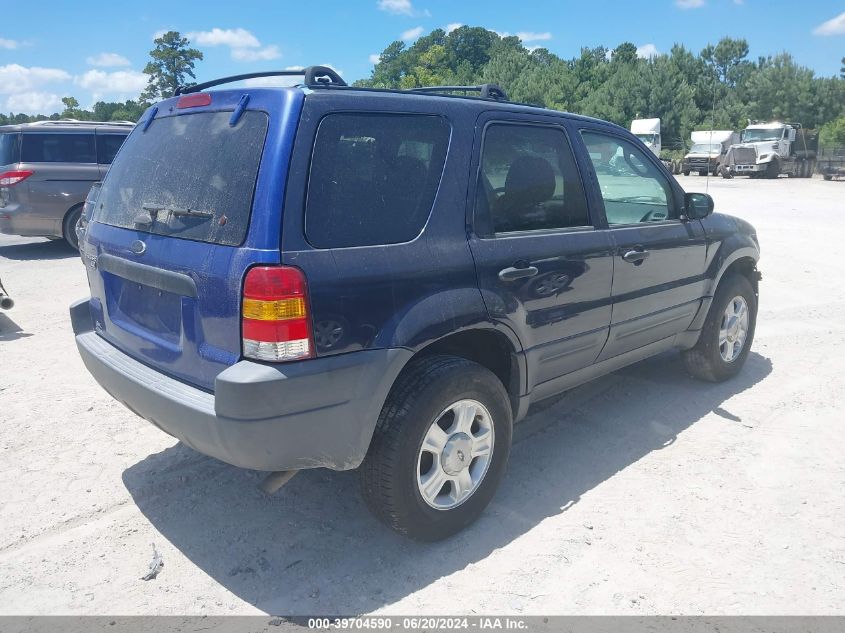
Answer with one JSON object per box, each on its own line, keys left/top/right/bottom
{"left": 231, "top": 45, "right": 281, "bottom": 61}
{"left": 401, "top": 26, "right": 425, "bottom": 41}
{"left": 378, "top": 0, "right": 413, "bottom": 15}
{"left": 369, "top": 53, "right": 382, "bottom": 64}
{"left": 186, "top": 27, "right": 282, "bottom": 62}
{"left": 676, "top": 0, "right": 705, "bottom": 7}
{"left": 243, "top": 66, "right": 305, "bottom": 88}
{"left": 0, "top": 64, "right": 71, "bottom": 94}
{"left": 75, "top": 69, "right": 147, "bottom": 94}
{"left": 516, "top": 31, "right": 552, "bottom": 43}
{"left": 813, "top": 12, "right": 845, "bottom": 36}
{"left": 636, "top": 43, "right": 661, "bottom": 58}
{"left": 4, "top": 92, "right": 62, "bottom": 114}
{"left": 0, "top": 38, "right": 19, "bottom": 49}
{"left": 445, "top": 23, "right": 463, "bottom": 34}
{"left": 187, "top": 27, "right": 260, "bottom": 48}
{"left": 86, "top": 52, "right": 131, "bottom": 68}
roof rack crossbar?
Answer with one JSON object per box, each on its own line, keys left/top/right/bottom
{"left": 407, "top": 83, "right": 509, "bottom": 101}
{"left": 174, "top": 65, "right": 347, "bottom": 96}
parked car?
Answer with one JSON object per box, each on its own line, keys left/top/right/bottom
{"left": 0, "top": 120, "right": 133, "bottom": 249}
{"left": 71, "top": 67, "right": 761, "bottom": 541}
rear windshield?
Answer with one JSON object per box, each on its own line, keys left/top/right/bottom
{"left": 0, "top": 133, "right": 20, "bottom": 165}
{"left": 21, "top": 133, "right": 96, "bottom": 163}
{"left": 305, "top": 113, "right": 450, "bottom": 248}
{"left": 95, "top": 111, "right": 268, "bottom": 246}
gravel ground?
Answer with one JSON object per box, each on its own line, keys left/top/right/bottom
{"left": 1, "top": 175, "right": 843, "bottom": 616}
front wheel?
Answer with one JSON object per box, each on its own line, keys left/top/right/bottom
{"left": 359, "top": 356, "right": 513, "bottom": 541}
{"left": 683, "top": 274, "right": 757, "bottom": 382}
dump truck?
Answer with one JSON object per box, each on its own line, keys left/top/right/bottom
{"left": 682, "top": 130, "right": 739, "bottom": 176}
{"left": 723, "top": 122, "right": 817, "bottom": 179}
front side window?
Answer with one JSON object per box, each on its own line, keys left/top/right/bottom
{"left": 581, "top": 131, "right": 674, "bottom": 225}
{"left": 21, "top": 133, "right": 96, "bottom": 163}
{"left": 476, "top": 123, "right": 589, "bottom": 235}
{"left": 305, "top": 113, "right": 450, "bottom": 249}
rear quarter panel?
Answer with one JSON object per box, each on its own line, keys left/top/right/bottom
{"left": 280, "top": 93, "right": 493, "bottom": 359}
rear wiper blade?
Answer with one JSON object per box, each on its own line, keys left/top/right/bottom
{"left": 140, "top": 203, "right": 214, "bottom": 220}
{"left": 168, "top": 206, "right": 214, "bottom": 219}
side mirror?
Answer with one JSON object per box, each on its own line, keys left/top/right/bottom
{"left": 684, "top": 192, "right": 714, "bottom": 220}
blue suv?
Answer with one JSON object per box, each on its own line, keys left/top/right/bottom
{"left": 71, "top": 66, "right": 761, "bottom": 540}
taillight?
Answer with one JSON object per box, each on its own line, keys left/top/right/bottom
{"left": 242, "top": 266, "right": 314, "bottom": 362}
{"left": 0, "top": 170, "right": 33, "bottom": 187}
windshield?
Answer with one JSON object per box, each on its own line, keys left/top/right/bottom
{"left": 742, "top": 128, "right": 784, "bottom": 142}
{"left": 635, "top": 133, "right": 657, "bottom": 145}
{"left": 96, "top": 111, "right": 269, "bottom": 246}
{"left": 689, "top": 143, "right": 721, "bottom": 154}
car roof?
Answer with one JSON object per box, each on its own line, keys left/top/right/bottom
{"left": 294, "top": 85, "right": 626, "bottom": 132}
{"left": 0, "top": 120, "right": 135, "bottom": 133}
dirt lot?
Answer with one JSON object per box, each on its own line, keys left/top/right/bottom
{"left": 1, "top": 175, "right": 844, "bottom": 616}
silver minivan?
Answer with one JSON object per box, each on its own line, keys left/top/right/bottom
{"left": 0, "top": 120, "right": 133, "bottom": 249}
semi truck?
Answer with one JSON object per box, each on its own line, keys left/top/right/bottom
{"left": 682, "top": 130, "right": 739, "bottom": 176}
{"left": 631, "top": 118, "right": 661, "bottom": 156}
{"left": 723, "top": 121, "right": 817, "bottom": 179}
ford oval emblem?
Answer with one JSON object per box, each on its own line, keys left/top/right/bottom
{"left": 130, "top": 240, "right": 146, "bottom": 255}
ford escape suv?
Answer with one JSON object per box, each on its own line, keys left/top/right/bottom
{"left": 71, "top": 66, "right": 761, "bottom": 541}
{"left": 0, "top": 119, "right": 133, "bottom": 249}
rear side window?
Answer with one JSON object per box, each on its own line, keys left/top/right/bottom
{"left": 96, "top": 111, "right": 269, "bottom": 246}
{"left": 96, "top": 134, "right": 128, "bottom": 164}
{"left": 305, "top": 113, "right": 450, "bottom": 248}
{"left": 21, "top": 133, "right": 96, "bottom": 163}
{"left": 0, "top": 133, "right": 20, "bottom": 165}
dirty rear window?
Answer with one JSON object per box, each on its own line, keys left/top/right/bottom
{"left": 95, "top": 111, "right": 268, "bottom": 246}
{"left": 0, "top": 133, "right": 20, "bottom": 165}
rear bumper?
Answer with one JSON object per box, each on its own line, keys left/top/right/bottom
{"left": 71, "top": 298, "right": 411, "bottom": 472}
{"left": 0, "top": 204, "right": 59, "bottom": 238}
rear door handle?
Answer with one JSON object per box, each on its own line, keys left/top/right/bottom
{"left": 622, "top": 249, "right": 650, "bottom": 264}
{"left": 498, "top": 265, "right": 539, "bottom": 281}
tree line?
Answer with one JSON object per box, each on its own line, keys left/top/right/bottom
{"left": 3, "top": 27, "right": 844, "bottom": 148}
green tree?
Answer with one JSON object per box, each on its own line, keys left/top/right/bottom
{"left": 141, "top": 31, "right": 203, "bottom": 102}
{"left": 60, "top": 96, "right": 82, "bottom": 119}
{"left": 612, "top": 42, "right": 639, "bottom": 65}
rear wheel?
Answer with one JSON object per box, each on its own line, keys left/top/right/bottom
{"left": 62, "top": 205, "right": 83, "bottom": 251}
{"left": 683, "top": 274, "right": 757, "bottom": 382}
{"left": 359, "top": 355, "right": 512, "bottom": 541}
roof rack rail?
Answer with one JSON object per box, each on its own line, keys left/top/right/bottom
{"left": 407, "top": 84, "right": 509, "bottom": 101}
{"left": 174, "top": 65, "right": 347, "bottom": 96}
{"left": 28, "top": 119, "right": 135, "bottom": 126}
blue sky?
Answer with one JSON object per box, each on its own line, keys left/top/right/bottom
{"left": 2, "top": 0, "right": 843, "bottom": 114}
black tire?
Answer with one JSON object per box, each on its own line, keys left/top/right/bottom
{"left": 823, "top": 174, "right": 833, "bottom": 181}
{"left": 698, "top": 169, "right": 708, "bottom": 177}
{"left": 359, "top": 355, "right": 513, "bottom": 541}
{"left": 721, "top": 165, "right": 733, "bottom": 179}
{"left": 683, "top": 274, "right": 757, "bottom": 382}
{"left": 62, "top": 205, "right": 83, "bottom": 251}
{"left": 682, "top": 170, "right": 690, "bottom": 176}
{"left": 765, "top": 159, "right": 779, "bottom": 179}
